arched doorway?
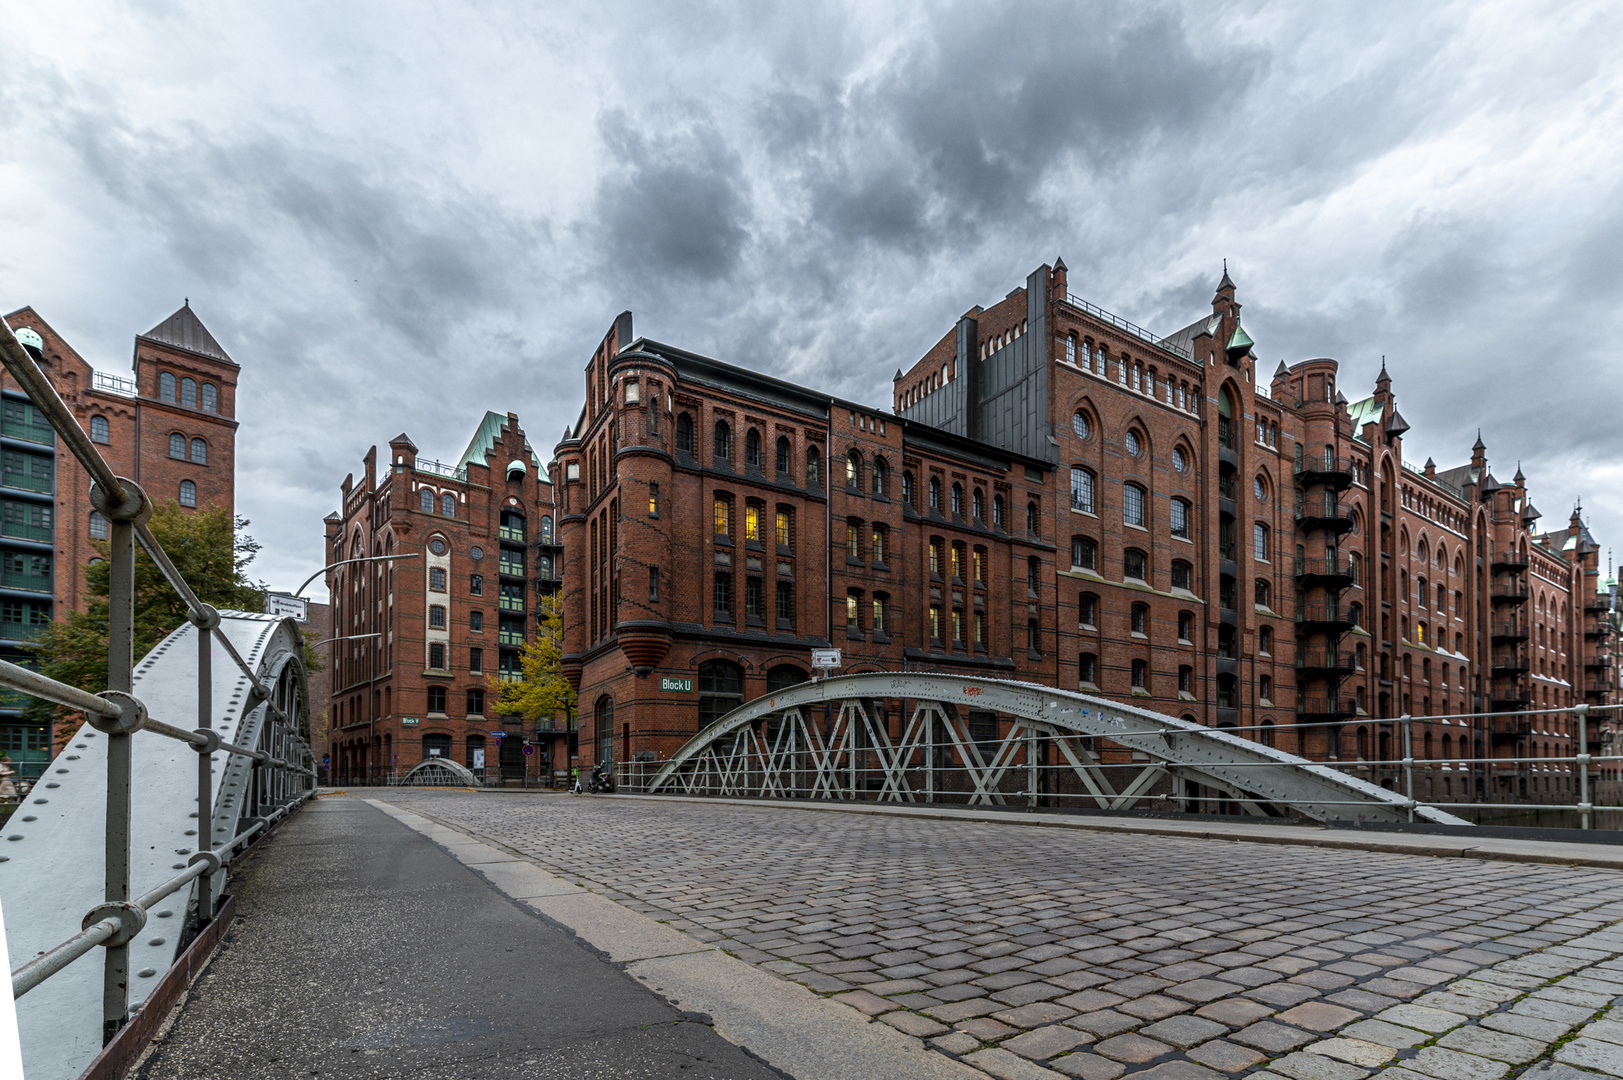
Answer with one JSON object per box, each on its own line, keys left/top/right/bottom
{"left": 698, "top": 661, "right": 745, "bottom": 731}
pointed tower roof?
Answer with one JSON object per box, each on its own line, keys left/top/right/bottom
{"left": 894, "top": 368, "right": 905, "bottom": 382}
{"left": 138, "top": 301, "right": 235, "bottom": 366}
{"left": 1226, "top": 324, "right": 1254, "bottom": 358}
{"left": 1218, "top": 259, "right": 1235, "bottom": 291}
{"left": 1473, "top": 429, "right": 1486, "bottom": 451}
{"left": 1375, "top": 355, "right": 1390, "bottom": 387}
{"left": 1053, "top": 255, "right": 1067, "bottom": 272}
{"left": 1513, "top": 463, "right": 1525, "bottom": 483}
{"left": 1383, "top": 407, "right": 1410, "bottom": 438}
{"left": 1274, "top": 360, "right": 1289, "bottom": 379}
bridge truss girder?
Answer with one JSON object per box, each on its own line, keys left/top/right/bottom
{"left": 648, "top": 673, "right": 1470, "bottom": 827}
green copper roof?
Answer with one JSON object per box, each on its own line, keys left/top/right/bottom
{"left": 1344, "top": 395, "right": 1384, "bottom": 435}
{"left": 1227, "top": 325, "right": 1254, "bottom": 354}
{"left": 458, "top": 411, "right": 542, "bottom": 473}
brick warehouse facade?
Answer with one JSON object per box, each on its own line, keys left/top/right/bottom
{"left": 0, "top": 304, "right": 239, "bottom": 777}
{"left": 557, "top": 262, "right": 1618, "bottom": 810}
{"left": 324, "top": 413, "right": 564, "bottom": 784}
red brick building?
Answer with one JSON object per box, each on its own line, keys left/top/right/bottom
{"left": 0, "top": 303, "right": 239, "bottom": 776}
{"left": 324, "top": 412, "right": 563, "bottom": 783}
{"left": 556, "top": 262, "right": 1615, "bottom": 810}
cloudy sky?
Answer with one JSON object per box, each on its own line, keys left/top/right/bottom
{"left": 2, "top": 0, "right": 1620, "bottom": 592}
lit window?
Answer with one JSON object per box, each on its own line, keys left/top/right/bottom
{"left": 745, "top": 505, "right": 760, "bottom": 542}
{"left": 713, "top": 497, "right": 730, "bottom": 537}
{"left": 775, "top": 510, "right": 791, "bottom": 548}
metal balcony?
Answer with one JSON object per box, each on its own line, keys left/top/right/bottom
{"left": 1293, "top": 455, "right": 1355, "bottom": 491}
{"left": 1490, "top": 687, "right": 1533, "bottom": 708}
{"left": 1490, "top": 584, "right": 1529, "bottom": 605}
{"left": 1296, "top": 603, "right": 1355, "bottom": 630}
{"left": 1491, "top": 648, "right": 1530, "bottom": 675}
{"left": 1297, "top": 696, "right": 1359, "bottom": 718}
{"left": 1490, "top": 716, "right": 1531, "bottom": 741}
{"left": 1491, "top": 622, "right": 1530, "bottom": 643}
{"left": 1296, "top": 649, "right": 1357, "bottom": 675}
{"left": 1293, "top": 556, "right": 1355, "bottom": 586}
{"left": 1490, "top": 553, "right": 1530, "bottom": 573}
{"left": 1294, "top": 501, "right": 1355, "bottom": 535}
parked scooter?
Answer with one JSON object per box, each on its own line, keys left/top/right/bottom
{"left": 586, "top": 763, "right": 616, "bottom": 794}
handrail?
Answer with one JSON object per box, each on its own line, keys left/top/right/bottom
{"left": 0, "top": 318, "right": 314, "bottom": 1049}
{"left": 1063, "top": 294, "right": 1194, "bottom": 361}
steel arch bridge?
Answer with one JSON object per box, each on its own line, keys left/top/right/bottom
{"left": 1, "top": 611, "right": 314, "bottom": 1080}
{"left": 647, "top": 672, "right": 1471, "bottom": 827}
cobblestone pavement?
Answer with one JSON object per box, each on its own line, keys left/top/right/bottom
{"left": 374, "top": 792, "right": 1623, "bottom": 1080}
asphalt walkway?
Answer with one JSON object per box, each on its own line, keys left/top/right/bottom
{"left": 135, "top": 796, "right": 777, "bottom": 1079}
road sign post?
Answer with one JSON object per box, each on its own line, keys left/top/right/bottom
{"left": 811, "top": 649, "right": 841, "bottom": 679}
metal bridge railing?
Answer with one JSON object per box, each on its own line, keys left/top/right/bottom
{"left": 0, "top": 321, "right": 315, "bottom": 1041}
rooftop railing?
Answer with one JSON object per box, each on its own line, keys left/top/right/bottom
{"left": 0, "top": 320, "right": 315, "bottom": 1045}
{"left": 1063, "top": 294, "right": 1194, "bottom": 361}
{"left": 91, "top": 371, "right": 138, "bottom": 398}
{"left": 414, "top": 457, "right": 467, "bottom": 481}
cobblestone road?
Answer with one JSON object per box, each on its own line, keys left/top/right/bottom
{"left": 374, "top": 791, "right": 1623, "bottom": 1080}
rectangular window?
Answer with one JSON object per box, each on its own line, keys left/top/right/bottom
{"left": 776, "top": 581, "right": 794, "bottom": 624}
{"left": 1123, "top": 484, "right": 1145, "bottom": 527}
{"left": 1071, "top": 537, "right": 1096, "bottom": 571}
{"left": 951, "top": 545, "right": 964, "bottom": 581}
{"left": 469, "top": 610, "right": 483, "bottom": 631}
{"left": 467, "top": 688, "right": 485, "bottom": 715}
{"left": 1124, "top": 550, "right": 1147, "bottom": 580}
{"left": 428, "top": 642, "right": 446, "bottom": 669}
{"left": 847, "top": 522, "right": 860, "bottom": 560}
{"left": 649, "top": 482, "right": 659, "bottom": 516}
{"left": 872, "top": 527, "right": 887, "bottom": 565}
{"left": 429, "top": 567, "right": 446, "bottom": 591}
{"left": 1254, "top": 524, "right": 1269, "bottom": 562}
{"left": 846, "top": 593, "right": 860, "bottom": 628}
{"left": 775, "top": 510, "right": 791, "bottom": 548}
{"left": 469, "top": 647, "right": 483, "bottom": 673}
{"left": 974, "top": 612, "right": 986, "bottom": 645}
{"left": 1179, "top": 666, "right": 1192, "bottom": 694}
{"left": 745, "top": 504, "right": 760, "bottom": 542}
{"left": 872, "top": 596, "right": 887, "bottom": 633}
{"left": 1070, "top": 468, "right": 1094, "bottom": 514}
{"left": 951, "top": 609, "right": 964, "bottom": 643}
{"left": 929, "top": 605, "right": 942, "bottom": 642}
{"left": 649, "top": 566, "right": 659, "bottom": 602}
{"left": 1131, "top": 659, "right": 1147, "bottom": 689}
{"left": 429, "top": 604, "right": 446, "bottom": 629}
{"left": 1027, "top": 556, "right": 1040, "bottom": 594}
{"left": 746, "top": 577, "right": 763, "bottom": 618}
{"left": 973, "top": 549, "right": 986, "bottom": 584}
{"left": 929, "top": 540, "right": 942, "bottom": 577}
{"left": 713, "top": 497, "right": 730, "bottom": 537}
{"left": 713, "top": 572, "right": 733, "bottom": 614}
{"left": 1080, "top": 653, "right": 1097, "bottom": 685}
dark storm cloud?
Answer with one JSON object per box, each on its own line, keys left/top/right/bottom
{"left": 594, "top": 109, "right": 752, "bottom": 285}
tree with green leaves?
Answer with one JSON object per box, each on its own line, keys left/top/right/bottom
{"left": 488, "top": 594, "right": 576, "bottom": 724}
{"left": 26, "top": 502, "right": 320, "bottom": 748}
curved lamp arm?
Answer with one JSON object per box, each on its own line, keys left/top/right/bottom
{"left": 294, "top": 553, "right": 419, "bottom": 598}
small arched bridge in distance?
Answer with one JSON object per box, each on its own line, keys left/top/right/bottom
{"left": 646, "top": 672, "right": 1473, "bottom": 826}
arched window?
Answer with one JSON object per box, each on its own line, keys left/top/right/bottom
{"left": 951, "top": 483, "right": 963, "bottom": 517}
{"left": 1079, "top": 592, "right": 1099, "bottom": 628}
{"left": 1027, "top": 500, "right": 1039, "bottom": 536}
{"left": 676, "top": 413, "right": 694, "bottom": 454}
{"left": 595, "top": 696, "right": 615, "bottom": 765}
{"left": 441, "top": 493, "right": 455, "bottom": 517}
{"left": 540, "top": 516, "right": 554, "bottom": 544}
{"left": 1164, "top": 499, "right": 1196, "bottom": 548}
{"left": 972, "top": 488, "right": 984, "bottom": 521}
{"left": 168, "top": 432, "right": 185, "bottom": 459}
{"left": 1124, "top": 549, "right": 1148, "bottom": 581}
{"left": 159, "top": 372, "right": 176, "bottom": 401}
{"left": 713, "top": 421, "right": 732, "bottom": 465}
{"left": 846, "top": 450, "right": 862, "bottom": 490}
{"left": 88, "top": 415, "right": 110, "bottom": 444}
{"left": 872, "top": 458, "right": 887, "bottom": 496}
{"left": 1072, "top": 411, "right": 1091, "bottom": 440}
{"left": 423, "top": 732, "right": 451, "bottom": 758}
{"left": 1131, "top": 603, "right": 1148, "bottom": 634}
{"left": 1070, "top": 468, "right": 1095, "bottom": 514}
{"left": 1171, "top": 560, "right": 1192, "bottom": 591}
{"left": 1218, "top": 386, "right": 1237, "bottom": 449}
{"left": 806, "top": 445, "right": 821, "bottom": 489}
{"left": 1123, "top": 483, "right": 1146, "bottom": 527}
{"left": 201, "top": 383, "right": 218, "bottom": 412}
{"left": 775, "top": 436, "right": 792, "bottom": 477}
{"left": 1253, "top": 523, "right": 1270, "bottom": 561}
{"left": 1071, "top": 537, "right": 1097, "bottom": 570}
{"left": 928, "top": 476, "right": 941, "bottom": 512}
{"left": 1065, "top": 334, "right": 1076, "bottom": 365}
{"left": 902, "top": 471, "right": 915, "bottom": 509}
{"left": 180, "top": 377, "right": 197, "bottom": 407}
{"left": 746, "top": 428, "right": 761, "bottom": 469}
{"left": 178, "top": 479, "right": 197, "bottom": 507}
{"left": 420, "top": 489, "right": 435, "bottom": 513}
{"left": 697, "top": 660, "right": 744, "bottom": 731}
{"left": 993, "top": 494, "right": 1005, "bottom": 528}
{"left": 766, "top": 665, "right": 806, "bottom": 693}
{"left": 1255, "top": 579, "right": 1271, "bottom": 607}
{"left": 190, "top": 437, "right": 207, "bottom": 464}
{"left": 89, "top": 510, "right": 108, "bottom": 540}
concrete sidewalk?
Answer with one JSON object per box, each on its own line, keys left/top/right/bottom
{"left": 135, "top": 797, "right": 780, "bottom": 1079}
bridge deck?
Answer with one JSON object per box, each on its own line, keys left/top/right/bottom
{"left": 354, "top": 791, "right": 1623, "bottom": 1080}
{"left": 133, "top": 795, "right": 775, "bottom": 1079}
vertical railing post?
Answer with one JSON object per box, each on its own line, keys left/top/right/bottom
{"left": 101, "top": 497, "right": 138, "bottom": 1043}
{"left": 194, "top": 611, "right": 216, "bottom": 919}
{"left": 1578, "top": 704, "right": 1592, "bottom": 830}
{"left": 1026, "top": 723, "right": 1038, "bottom": 808}
{"left": 1401, "top": 715, "right": 1414, "bottom": 822}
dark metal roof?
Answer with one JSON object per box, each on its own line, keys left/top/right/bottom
{"left": 138, "top": 302, "right": 235, "bottom": 365}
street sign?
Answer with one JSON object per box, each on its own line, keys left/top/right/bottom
{"left": 265, "top": 592, "right": 309, "bottom": 622}
{"left": 660, "top": 677, "right": 693, "bottom": 693}
{"left": 323, "top": 755, "right": 330, "bottom": 766}
{"left": 522, "top": 744, "right": 533, "bottom": 756}
{"left": 811, "top": 648, "right": 842, "bottom": 669}
{"left": 490, "top": 730, "right": 507, "bottom": 739}
{"left": 402, "top": 717, "right": 420, "bottom": 726}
